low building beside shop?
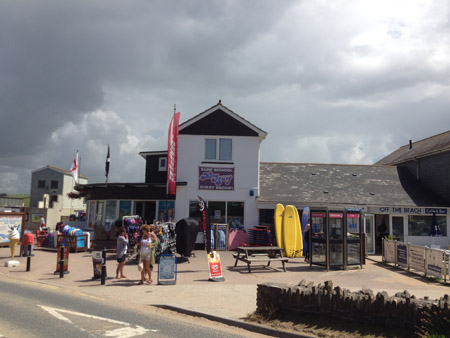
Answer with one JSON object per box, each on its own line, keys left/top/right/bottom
{"left": 28, "top": 165, "right": 87, "bottom": 230}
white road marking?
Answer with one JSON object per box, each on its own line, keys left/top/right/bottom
{"left": 39, "top": 305, "right": 157, "bottom": 337}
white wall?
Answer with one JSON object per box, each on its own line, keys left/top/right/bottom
{"left": 63, "top": 175, "right": 87, "bottom": 210}
{"left": 175, "top": 134, "right": 261, "bottom": 228}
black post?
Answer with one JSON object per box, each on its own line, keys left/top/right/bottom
{"left": 101, "top": 248, "right": 106, "bottom": 285}
{"left": 59, "top": 246, "right": 65, "bottom": 278}
{"left": 26, "top": 244, "right": 31, "bottom": 271}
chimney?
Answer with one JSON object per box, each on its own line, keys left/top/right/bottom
{"left": 409, "top": 140, "right": 412, "bottom": 149}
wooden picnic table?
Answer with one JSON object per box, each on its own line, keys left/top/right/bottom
{"left": 233, "top": 246, "right": 288, "bottom": 273}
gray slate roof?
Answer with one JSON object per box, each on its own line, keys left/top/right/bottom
{"left": 259, "top": 162, "right": 447, "bottom": 208}
{"left": 376, "top": 130, "right": 450, "bottom": 165}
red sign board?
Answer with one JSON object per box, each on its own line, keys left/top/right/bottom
{"left": 329, "top": 213, "right": 343, "bottom": 218}
{"left": 208, "top": 251, "right": 223, "bottom": 279}
{"left": 347, "top": 213, "right": 360, "bottom": 219}
{"left": 311, "top": 212, "right": 326, "bottom": 218}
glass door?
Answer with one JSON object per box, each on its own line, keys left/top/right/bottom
{"left": 391, "top": 216, "right": 405, "bottom": 242}
{"left": 364, "top": 214, "right": 375, "bottom": 254}
{"left": 328, "top": 211, "right": 344, "bottom": 267}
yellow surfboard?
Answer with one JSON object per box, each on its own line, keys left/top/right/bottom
{"left": 274, "top": 203, "right": 285, "bottom": 249}
{"left": 282, "top": 205, "right": 303, "bottom": 258}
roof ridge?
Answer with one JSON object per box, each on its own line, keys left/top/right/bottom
{"left": 260, "top": 162, "right": 392, "bottom": 167}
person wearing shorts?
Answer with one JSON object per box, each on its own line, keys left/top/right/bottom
{"left": 138, "top": 225, "right": 158, "bottom": 285}
{"left": 116, "top": 227, "right": 128, "bottom": 279}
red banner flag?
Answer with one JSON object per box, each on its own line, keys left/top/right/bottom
{"left": 167, "top": 112, "right": 180, "bottom": 195}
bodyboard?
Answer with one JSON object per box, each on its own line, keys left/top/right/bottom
{"left": 274, "top": 204, "right": 284, "bottom": 249}
{"left": 282, "top": 205, "right": 303, "bottom": 257}
{"left": 293, "top": 206, "right": 303, "bottom": 257}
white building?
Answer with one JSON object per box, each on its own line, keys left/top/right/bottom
{"left": 28, "top": 165, "right": 87, "bottom": 230}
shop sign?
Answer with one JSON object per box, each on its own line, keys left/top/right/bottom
{"left": 426, "top": 249, "right": 445, "bottom": 278}
{"left": 397, "top": 244, "right": 408, "bottom": 267}
{"left": 347, "top": 213, "right": 360, "bottom": 218}
{"left": 409, "top": 245, "right": 426, "bottom": 273}
{"left": 0, "top": 215, "right": 22, "bottom": 244}
{"left": 158, "top": 254, "right": 177, "bottom": 285}
{"left": 329, "top": 213, "right": 343, "bottom": 218}
{"left": 208, "top": 251, "right": 224, "bottom": 281}
{"left": 199, "top": 167, "right": 234, "bottom": 191}
{"left": 311, "top": 212, "right": 326, "bottom": 218}
{"left": 368, "top": 207, "right": 447, "bottom": 215}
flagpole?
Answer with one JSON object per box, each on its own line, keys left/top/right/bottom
{"left": 78, "top": 150, "right": 80, "bottom": 179}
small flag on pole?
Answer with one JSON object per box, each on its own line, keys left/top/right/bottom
{"left": 70, "top": 151, "right": 79, "bottom": 183}
{"left": 105, "top": 145, "right": 110, "bottom": 182}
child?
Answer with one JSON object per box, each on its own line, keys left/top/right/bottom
{"left": 116, "top": 227, "right": 128, "bottom": 279}
{"left": 138, "top": 225, "right": 158, "bottom": 285}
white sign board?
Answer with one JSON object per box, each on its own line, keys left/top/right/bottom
{"left": 409, "top": 245, "right": 426, "bottom": 273}
{"left": 426, "top": 249, "right": 445, "bottom": 279}
{"left": 383, "top": 240, "right": 396, "bottom": 263}
{"left": 0, "top": 215, "right": 22, "bottom": 244}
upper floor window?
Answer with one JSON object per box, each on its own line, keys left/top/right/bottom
{"left": 159, "top": 157, "right": 167, "bottom": 171}
{"left": 205, "top": 138, "right": 232, "bottom": 161}
{"left": 37, "top": 180, "right": 45, "bottom": 189}
{"left": 50, "top": 180, "right": 58, "bottom": 189}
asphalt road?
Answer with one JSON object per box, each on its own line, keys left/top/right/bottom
{"left": 0, "top": 278, "right": 266, "bottom": 338}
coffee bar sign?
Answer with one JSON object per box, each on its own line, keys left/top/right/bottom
{"left": 199, "top": 167, "right": 234, "bottom": 191}
{"left": 367, "top": 207, "right": 447, "bottom": 215}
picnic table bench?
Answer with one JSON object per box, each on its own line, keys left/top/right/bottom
{"left": 233, "top": 246, "right": 288, "bottom": 273}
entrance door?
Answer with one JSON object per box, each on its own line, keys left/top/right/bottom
{"left": 364, "top": 214, "right": 375, "bottom": 254}
{"left": 391, "top": 216, "right": 405, "bottom": 242}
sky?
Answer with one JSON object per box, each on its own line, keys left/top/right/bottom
{"left": 1, "top": 0, "right": 450, "bottom": 194}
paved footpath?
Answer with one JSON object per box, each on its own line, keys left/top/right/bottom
{"left": 1, "top": 247, "right": 449, "bottom": 323}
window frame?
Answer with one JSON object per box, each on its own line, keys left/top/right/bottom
{"left": 50, "top": 180, "right": 58, "bottom": 189}
{"left": 37, "top": 180, "right": 45, "bottom": 189}
{"left": 159, "top": 157, "right": 167, "bottom": 171}
{"left": 204, "top": 137, "right": 233, "bottom": 162}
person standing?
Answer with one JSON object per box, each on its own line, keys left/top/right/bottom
{"left": 116, "top": 227, "right": 128, "bottom": 279}
{"left": 138, "top": 225, "right": 158, "bottom": 285}
{"left": 304, "top": 223, "right": 311, "bottom": 263}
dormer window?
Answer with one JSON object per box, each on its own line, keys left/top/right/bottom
{"left": 159, "top": 157, "right": 167, "bottom": 171}
{"left": 205, "top": 138, "right": 232, "bottom": 161}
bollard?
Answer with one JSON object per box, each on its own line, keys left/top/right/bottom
{"left": 26, "top": 244, "right": 32, "bottom": 271}
{"left": 101, "top": 248, "right": 107, "bottom": 285}
{"left": 59, "top": 246, "right": 65, "bottom": 278}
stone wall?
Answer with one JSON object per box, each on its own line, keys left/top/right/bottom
{"left": 256, "top": 280, "right": 450, "bottom": 332}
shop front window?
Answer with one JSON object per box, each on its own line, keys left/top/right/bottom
{"left": 259, "top": 209, "right": 274, "bottom": 226}
{"left": 95, "top": 201, "right": 104, "bottom": 226}
{"left": 209, "top": 201, "right": 226, "bottom": 223}
{"left": 158, "top": 201, "right": 175, "bottom": 222}
{"left": 105, "top": 201, "right": 117, "bottom": 231}
{"left": 88, "top": 201, "right": 96, "bottom": 227}
{"left": 227, "top": 201, "right": 244, "bottom": 228}
{"left": 408, "top": 215, "right": 447, "bottom": 236}
{"left": 118, "top": 201, "right": 132, "bottom": 221}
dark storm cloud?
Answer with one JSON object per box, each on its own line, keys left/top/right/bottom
{"left": 1, "top": 0, "right": 450, "bottom": 194}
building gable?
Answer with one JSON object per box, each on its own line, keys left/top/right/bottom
{"left": 376, "top": 130, "right": 450, "bottom": 165}
{"left": 179, "top": 102, "right": 267, "bottom": 139}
